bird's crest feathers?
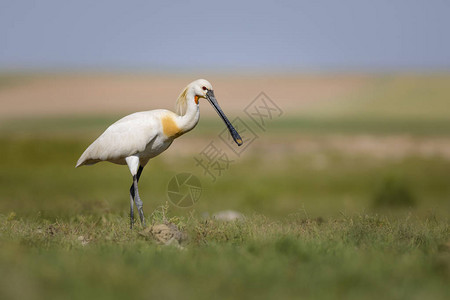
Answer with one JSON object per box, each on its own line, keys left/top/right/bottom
{"left": 176, "top": 86, "right": 189, "bottom": 116}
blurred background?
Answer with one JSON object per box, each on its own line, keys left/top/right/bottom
{"left": 1, "top": 0, "right": 449, "bottom": 220}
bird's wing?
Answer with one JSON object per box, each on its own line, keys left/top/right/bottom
{"left": 76, "top": 111, "right": 160, "bottom": 167}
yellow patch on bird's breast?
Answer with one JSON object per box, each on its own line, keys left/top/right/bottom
{"left": 161, "top": 115, "right": 182, "bottom": 138}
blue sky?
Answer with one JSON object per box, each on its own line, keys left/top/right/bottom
{"left": 1, "top": 0, "right": 449, "bottom": 71}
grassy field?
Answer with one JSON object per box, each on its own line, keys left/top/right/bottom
{"left": 1, "top": 213, "right": 449, "bottom": 300}
{"left": 0, "top": 74, "right": 449, "bottom": 299}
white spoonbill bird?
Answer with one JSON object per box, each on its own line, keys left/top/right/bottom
{"left": 76, "top": 79, "right": 242, "bottom": 228}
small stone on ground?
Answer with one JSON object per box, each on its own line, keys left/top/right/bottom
{"left": 140, "top": 222, "right": 186, "bottom": 248}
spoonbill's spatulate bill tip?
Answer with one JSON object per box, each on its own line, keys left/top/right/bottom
{"left": 76, "top": 79, "right": 242, "bottom": 228}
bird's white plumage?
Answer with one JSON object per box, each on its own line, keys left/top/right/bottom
{"left": 76, "top": 109, "right": 175, "bottom": 168}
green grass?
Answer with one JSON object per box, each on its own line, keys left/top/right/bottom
{"left": 1, "top": 212, "right": 449, "bottom": 300}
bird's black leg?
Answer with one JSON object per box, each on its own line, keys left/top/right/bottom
{"left": 129, "top": 166, "right": 145, "bottom": 228}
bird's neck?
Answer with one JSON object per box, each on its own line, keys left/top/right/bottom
{"left": 176, "top": 92, "right": 200, "bottom": 135}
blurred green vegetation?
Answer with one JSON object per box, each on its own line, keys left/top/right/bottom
{"left": 372, "top": 176, "right": 417, "bottom": 208}
{"left": 3, "top": 115, "right": 450, "bottom": 137}
{"left": 0, "top": 135, "right": 449, "bottom": 220}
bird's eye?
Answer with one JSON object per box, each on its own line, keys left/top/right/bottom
{"left": 202, "top": 86, "right": 207, "bottom": 91}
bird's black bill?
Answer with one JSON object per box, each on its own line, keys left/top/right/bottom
{"left": 206, "top": 90, "right": 243, "bottom": 146}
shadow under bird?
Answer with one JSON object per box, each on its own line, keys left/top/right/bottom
{"left": 76, "top": 79, "right": 243, "bottom": 228}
